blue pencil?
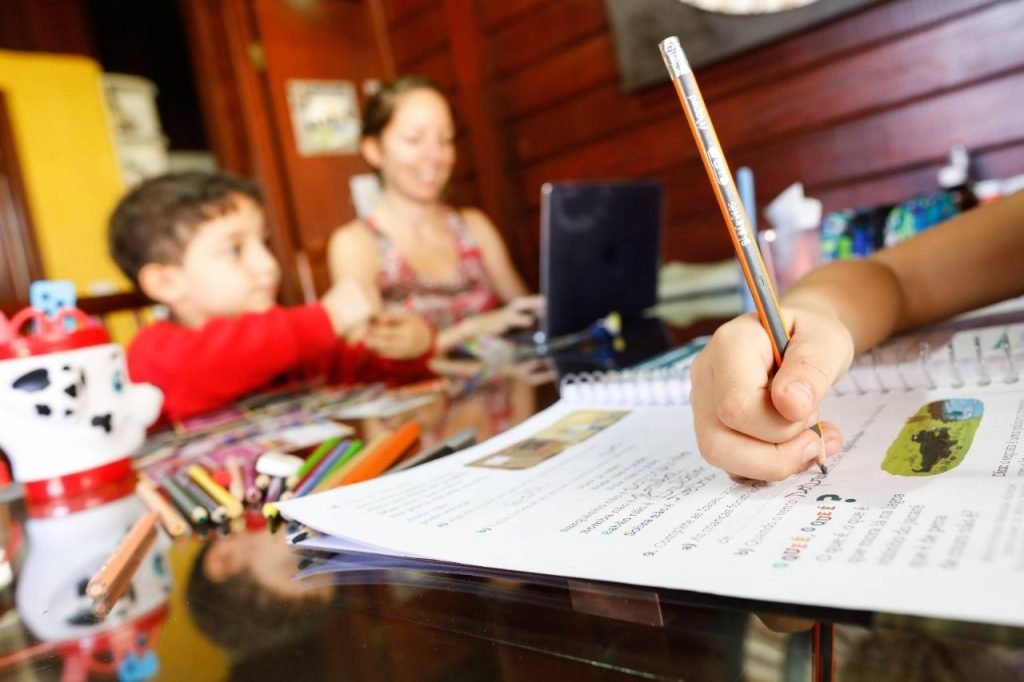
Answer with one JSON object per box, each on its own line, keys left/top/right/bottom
{"left": 291, "top": 439, "right": 351, "bottom": 499}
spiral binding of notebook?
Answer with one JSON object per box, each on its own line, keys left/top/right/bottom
{"left": 559, "top": 364, "right": 692, "bottom": 406}
{"left": 833, "top": 327, "right": 1021, "bottom": 397}
{"left": 559, "top": 325, "right": 1024, "bottom": 406}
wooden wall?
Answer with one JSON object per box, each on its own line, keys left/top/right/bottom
{"left": 380, "top": 0, "right": 1024, "bottom": 283}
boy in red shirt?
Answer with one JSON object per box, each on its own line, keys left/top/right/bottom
{"left": 108, "top": 171, "right": 434, "bottom": 422}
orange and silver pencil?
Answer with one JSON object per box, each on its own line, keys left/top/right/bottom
{"left": 86, "top": 511, "right": 159, "bottom": 601}
{"left": 658, "top": 35, "right": 826, "bottom": 474}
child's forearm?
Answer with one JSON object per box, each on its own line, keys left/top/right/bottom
{"left": 781, "top": 258, "right": 906, "bottom": 354}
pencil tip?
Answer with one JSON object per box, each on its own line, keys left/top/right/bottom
{"left": 818, "top": 462, "right": 828, "bottom": 475}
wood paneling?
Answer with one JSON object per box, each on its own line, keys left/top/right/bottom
{"left": 251, "top": 0, "right": 393, "bottom": 295}
{"left": 364, "top": 0, "right": 1024, "bottom": 285}
{"left": 0, "top": 0, "right": 95, "bottom": 56}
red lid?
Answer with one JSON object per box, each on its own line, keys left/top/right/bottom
{"left": 0, "top": 307, "right": 109, "bottom": 361}
{"left": 24, "top": 458, "right": 136, "bottom": 512}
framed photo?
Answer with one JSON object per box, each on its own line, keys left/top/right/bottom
{"left": 605, "top": 0, "right": 882, "bottom": 92}
{"left": 286, "top": 80, "right": 361, "bottom": 156}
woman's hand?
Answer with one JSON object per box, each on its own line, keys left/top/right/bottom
{"left": 365, "top": 312, "right": 434, "bottom": 360}
{"left": 470, "top": 295, "right": 546, "bottom": 338}
{"left": 689, "top": 308, "right": 853, "bottom": 481}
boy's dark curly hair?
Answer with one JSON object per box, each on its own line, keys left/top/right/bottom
{"left": 108, "top": 171, "right": 261, "bottom": 288}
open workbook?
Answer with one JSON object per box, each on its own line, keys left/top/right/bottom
{"left": 278, "top": 302, "right": 1024, "bottom": 627}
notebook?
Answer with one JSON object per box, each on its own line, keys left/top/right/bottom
{"left": 278, "top": 301, "right": 1024, "bottom": 627}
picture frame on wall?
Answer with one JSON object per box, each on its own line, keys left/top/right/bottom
{"left": 605, "top": 0, "right": 882, "bottom": 92}
{"left": 286, "top": 79, "right": 361, "bottom": 156}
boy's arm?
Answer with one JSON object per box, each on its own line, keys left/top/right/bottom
{"left": 127, "top": 305, "right": 337, "bottom": 421}
{"left": 331, "top": 315, "right": 436, "bottom": 385}
{"left": 691, "top": 189, "right": 1024, "bottom": 481}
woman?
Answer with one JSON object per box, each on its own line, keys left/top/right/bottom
{"left": 328, "top": 75, "right": 543, "bottom": 357}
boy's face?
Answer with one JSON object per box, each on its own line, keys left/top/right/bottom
{"left": 150, "top": 195, "right": 280, "bottom": 328}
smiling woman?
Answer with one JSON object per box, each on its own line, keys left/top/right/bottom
{"left": 327, "top": 76, "right": 543, "bottom": 356}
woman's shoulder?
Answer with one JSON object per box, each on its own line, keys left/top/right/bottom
{"left": 329, "top": 219, "right": 377, "bottom": 250}
{"left": 327, "top": 219, "right": 381, "bottom": 277}
{"left": 453, "top": 206, "right": 499, "bottom": 240}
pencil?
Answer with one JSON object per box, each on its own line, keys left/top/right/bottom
{"left": 86, "top": 511, "right": 159, "bottom": 600}
{"left": 187, "top": 464, "right": 244, "bottom": 519}
{"left": 159, "top": 474, "right": 209, "bottom": 525}
{"left": 287, "top": 436, "right": 342, "bottom": 488}
{"left": 135, "top": 478, "right": 190, "bottom": 539}
{"left": 225, "top": 456, "right": 246, "bottom": 502}
{"left": 281, "top": 439, "right": 352, "bottom": 501}
{"left": 658, "top": 36, "right": 827, "bottom": 474}
{"left": 316, "top": 435, "right": 384, "bottom": 492}
{"left": 243, "top": 458, "right": 262, "bottom": 505}
{"left": 340, "top": 421, "right": 421, "bottom": 485}
{"left": 294, "top": 439, "right": 362, "bottom": 497}
{"left": 175, "top": 473, "right": 228, "bottom": 524}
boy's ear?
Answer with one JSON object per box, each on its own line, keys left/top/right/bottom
{"left": 137, "top": 262, "right": 184, "bottom": 306}
{"left": 360, "top": 136, "right": 382, "bottom": 169}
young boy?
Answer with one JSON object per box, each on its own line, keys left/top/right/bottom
{"left": 109, "top": 171, "right": 435, "bottom": 422}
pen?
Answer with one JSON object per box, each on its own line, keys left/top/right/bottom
{"left": 659, "top": 36, "right": 827, "bottom": 474}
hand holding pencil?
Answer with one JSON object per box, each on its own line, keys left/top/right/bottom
{"left": 659, "top": 36, "right": 846, "bottom": 481}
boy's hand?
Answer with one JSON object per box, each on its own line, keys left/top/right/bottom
{"left": 321, "top": 278, "right": 381, "bottom": 337}
{"left": 365, "top": 312, "right": 434, "bottom": 359}
{"left": 689, "top": 308, "right": 852, "bottom": 482}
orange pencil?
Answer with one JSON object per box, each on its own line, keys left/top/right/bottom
{"left": 135, "top": 478, "right": 190, "bottom": 539}
{"left": 340, "top": 422, "right": 421, "bottom": 485}
{"left": 86, "top": 511, "right": 159, "bottom": 600}
{"left": 659, "top": 35, "right": 826, "bottom": 473}
{"left": 314, "top": 432, "right": 390, "bottom": 492}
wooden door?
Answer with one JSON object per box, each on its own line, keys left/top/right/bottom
{"left": 251, "top": 0, "right": 392, "bottom": 295}
{"left": 184, "top": 0, "right": 393, "bottom": 302}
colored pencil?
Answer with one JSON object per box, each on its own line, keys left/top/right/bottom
{"left": 135, "top": 478, "right": 190, "bottom": 539}
{"left": 159, "top": 474, "right": 209, "bottom": 525}
{"left": 225, "top": 456, "right": 246, "bottom": 502}
{"left": 86, "top": 511, "right": 159, "bottom": 600}
{"left": 287, "top": 436, "right": 342, "bottom": 488}
{"left": 339, "top": 421, "right": 421, "bottom": 485}
{"left": 243, "top": 458, "right": 262, "bottom": 505}
{"left": 175, "top": 473, "right": 227, "bottom": 525}
{"left": 293, "top": 439, "right": 361, "bottom": 498}
{"left": 187, "top": 464, "right": 244, "bottom": 519}
{"left": 315, "top": 436, "right": 383, "bottom": 492}
{"left": 659, "top": 36, "right": 826, "bottom": 473}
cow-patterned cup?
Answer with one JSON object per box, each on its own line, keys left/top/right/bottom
{"left": 0, "top": 307, "right": 162, "bottom": 500}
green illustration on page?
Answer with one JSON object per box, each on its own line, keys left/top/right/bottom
{"left": 882, "top": 398, "right": 984, "bottom": 476}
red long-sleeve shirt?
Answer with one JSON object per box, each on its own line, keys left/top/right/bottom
{"left": 127, "top": 304, "right": 433, "bottom": 422}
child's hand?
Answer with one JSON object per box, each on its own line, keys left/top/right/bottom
{"left": 365, "top": 312, "right": 434, "bottom": 359}
{"left": 689, "top": 308, "right": 852, "bottom": 482}
{"left": 321, "top": 278, "right": 381, "bottom": 337}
